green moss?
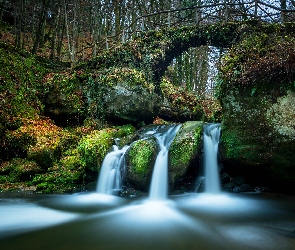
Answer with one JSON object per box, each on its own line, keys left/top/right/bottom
{"left": 0, "top": 158, "right": 41, "bottom": 184}
{"left": 114, "top": 124, "right": 136, "bottom": 138}
{"left": 170, "top": 121, "right": 203, "bottom": 166}
{"left": 44, "top": 72, "right": 85, "bottom": 116}
{"left": 77, "top": 124, "right": 137, "bottom": 172}
{"left": 220, "top": 129, "right": 264, "bottom": 163}
{"left": 78, "top": 128, "right": 117, "bottom": 171}
{"left": 32, "top": 148, "right": 85, "bottom": 193}
{"left": 0, "top": 42, "right": 48, "bottom": 121}
{"left": 129, "top": 138, "right": 157, "bottom": 177}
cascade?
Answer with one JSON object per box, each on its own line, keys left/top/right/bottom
{"left": 96, "top": 145, "right": 129, "bottom": 195}
{"left": 149, "top": 124, "right": 181, "bottom": 201}
{"left": 203, "top": 123, "right": 221, "bottom": 193}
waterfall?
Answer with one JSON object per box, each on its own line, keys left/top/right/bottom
{"left": 96, "top": 145, "right": 129, "bottom": 195}
{"left": 149, "top": 124, "right": 181, "bottom": 201}
{"left": 203, "top": 123, "right": 221, "bottom": 193}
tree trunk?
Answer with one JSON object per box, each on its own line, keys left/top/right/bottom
{"left": 50, "top": 3, "right": 61, "bottom": 59}
{"left": 32, "top": 0, "right": 49, "bottom": 54}
{"left": 280, "top": 0, "right": 287, "bottom": 22}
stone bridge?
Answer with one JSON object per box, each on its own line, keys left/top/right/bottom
{"left": 81, "top": 20, "right": 295, "bottom": 91}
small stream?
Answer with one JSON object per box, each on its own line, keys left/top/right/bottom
{"left": 0, "top": 192, "right": 295, "bottom": 250}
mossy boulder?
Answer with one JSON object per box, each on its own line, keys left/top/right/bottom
{"left": 125, "top": 122, "right": 203, "bottom": 193}
{"left": 85, "top": 67, "right": 162, "bottom": 124}
{"left": 218, "top": 33, "right": 295, "bottom": 192}
{"left": 78, "top": 125, "right": 136, "bottom": 172}
{"left": 126, "top": 137, "right": 159, "bottom": 191}
{"left": 24, "top": 118, "right": 71, "bottom": 169}
{"left": 169, "top": 121, "right": 203, "bottom": 190}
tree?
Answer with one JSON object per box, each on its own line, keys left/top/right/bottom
{"left": 32, "top": 0, "right": 50, "bottom": 54}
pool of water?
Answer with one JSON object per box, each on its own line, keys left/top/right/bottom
{"left": 0, "top": 192, "right": 295, "bottom": 250}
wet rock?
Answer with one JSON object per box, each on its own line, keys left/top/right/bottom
{"left": 223, "top": 182, "right": 235, "bottom": 192}
{"left": 169, "top": 121, "right": 204, "bottom": 190}
{"left": 125, "top": 122, "right": 203, "bottom": 193}
{"left": 125, "top": 137, "right": 158, "bottom": 192}
{"left": 233, "top": 184, "right": 254, "bottom": 193}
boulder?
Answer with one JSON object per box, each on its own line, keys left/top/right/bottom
{"left": 103, "top": 83, "right": 162, "bottom": 124}
{"left": 86, "top": 68, "right": 162, "bottom": 124}
{"left": 169, "top": 121, "right": 204, "bottom": 190}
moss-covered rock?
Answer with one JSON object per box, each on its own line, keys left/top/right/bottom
{"left": 78, "top": 125, "right": 136, "bottom": 172}
{"left": 125, "top": 122, "right": 203, "bottom": 193}
{"left": 126, "top": 137, "right": 159, "bottom": 191}
{"left": 85, "top": 67, "right": 161, "bottom": 124}
{"left": 23, "top": 118, "right": 68, "bottom": 169}
{"left": 169, "top": 121, "right": 203, "bottom": 190}
{"left": 32, "top": 148, "right": 85, "bottom": 193}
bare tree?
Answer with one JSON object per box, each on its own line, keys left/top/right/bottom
{"left": 32, "top": 0, "right": 49, "bottom": 54}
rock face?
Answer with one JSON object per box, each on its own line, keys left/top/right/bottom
{"left": 218, "top": 31, "right": 295, "bottom": 193}
{"left": 219, "top": 84, "right": 295, "bottom": 192}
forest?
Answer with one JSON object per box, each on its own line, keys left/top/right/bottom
{"left": 0, "top": 0, "right": 295, "bottom": 194}
{"left": 1, "top": 2, "right": 295, "bottom": 249}
{"left": 1, "top": 0, "right": 294, "bottom": 64}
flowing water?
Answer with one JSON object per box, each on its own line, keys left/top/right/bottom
{"left": 203, "top": 123, "right": 221, "bottom": 193}
{"left": 0, "top": 192, "right": 295, "bottom": 250}
{"left": 149, "top": 124, "right": 181, "bottom": 201}
{"left": 96, "top": 145, "right": 129, "bottom": 195}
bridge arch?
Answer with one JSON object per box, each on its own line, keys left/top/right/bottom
{"left": 82, "top": 20, "right": 295, "bottom": 92}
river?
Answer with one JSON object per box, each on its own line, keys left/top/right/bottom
{"left": 0, "top": 191, "right": 295, "bottom": 250}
